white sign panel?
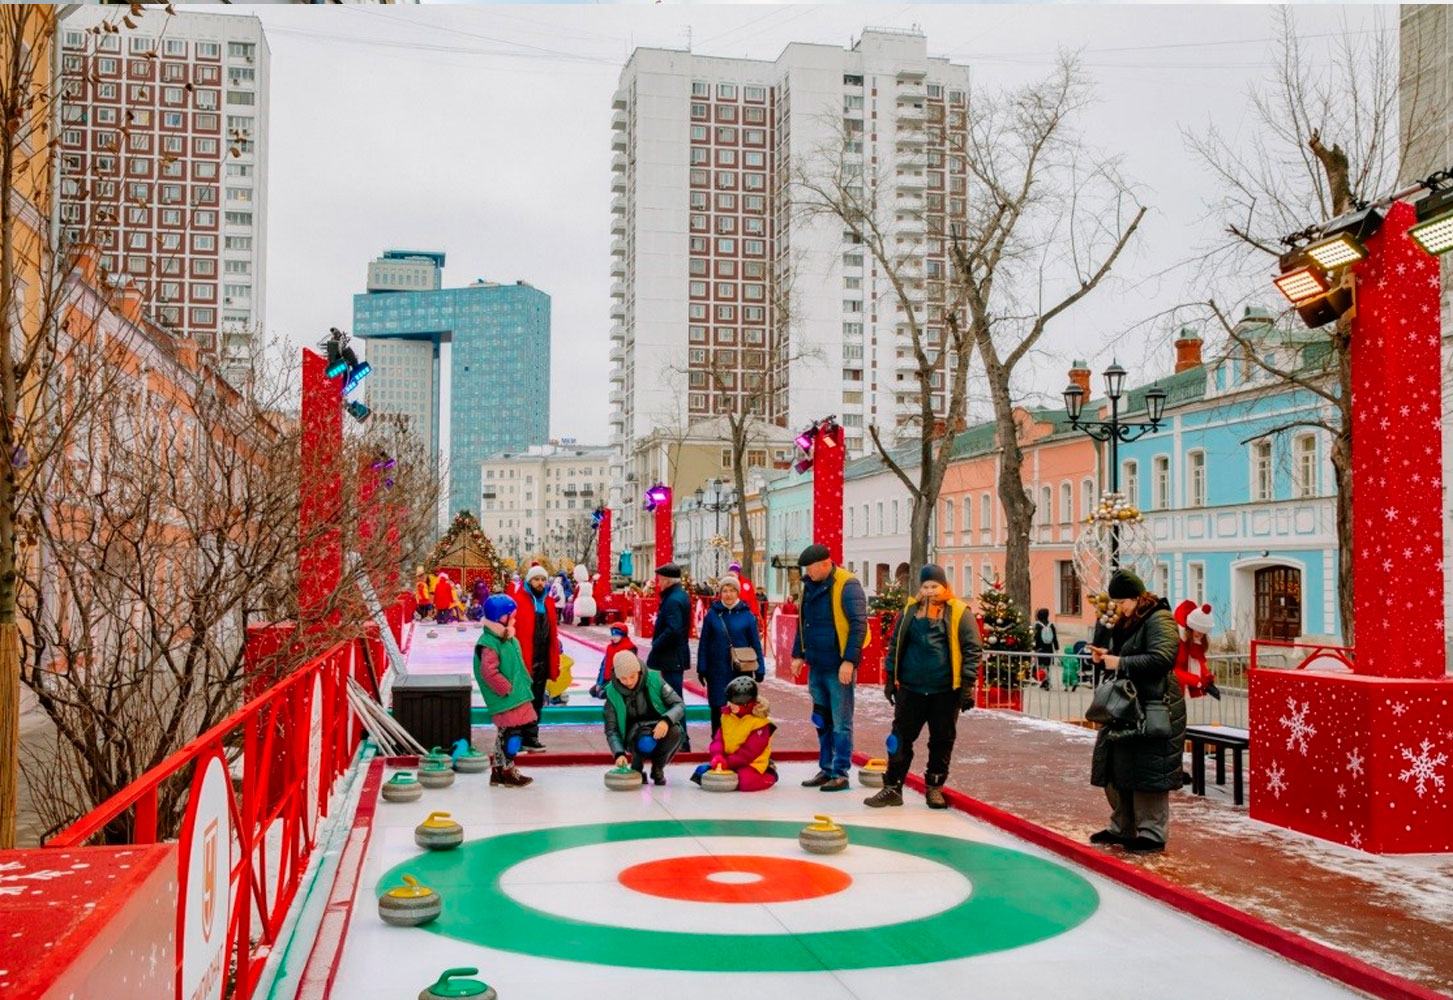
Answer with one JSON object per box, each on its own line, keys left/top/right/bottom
{"left": 178, "top": 753, "right": 232, "bottom": 1000}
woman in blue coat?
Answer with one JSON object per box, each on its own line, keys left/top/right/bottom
{"left": 696, "top": 575, "right": 766, "bottom": 735}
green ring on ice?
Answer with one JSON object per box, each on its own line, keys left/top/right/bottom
{"left": 377, "top": 819, "right": 1100, "bottom": 971}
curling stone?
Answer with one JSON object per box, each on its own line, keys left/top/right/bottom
{"left": 700, "top": 764, "right": 739, "bottom": 792}
{"left": 857, "top": 758, "right": 888, "bottom": 788}
{"left": 381, "top": 772, "right": 423, "bottom": 803}
{"left": 414, "top": 811, "right": 464, "bottom": 851}
{"left": 426, "top": 629, "right": 440, "bottom": 639}
{"left": 604, "top": 764, "right": 643, "bottom": 791}
{"left": 419, "top": 967, "right": 497, "bottom": 1000}
{"left": 422, "top": 746, "right": 454, "bottom": 768}
{"left": 418, "top": 761, "right": 456, "bottom": 789}
{"left": 378, "top": 874, "right": 442, "bottom": 927}
{"left": 799, "top": 815, "right": 849, "bottom": 855}
{"left": 451, "top": 739, "right": 490, "bottom": 774}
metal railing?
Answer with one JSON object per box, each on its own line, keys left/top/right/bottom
{"left": 46, "top": 638, "right": 365, "bottom": 1000}
{"left": 975, "top": 650, "right": 1256, "bottom": 728}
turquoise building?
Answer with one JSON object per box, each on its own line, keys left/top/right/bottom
{"left": 354, "top": 251, "right": 551, "bottom": 520}
{"left": 1114, "top": 315, "right": 1341, "bottom": 643}
{"left": 761, "top": 470, "right": 814, "bottom": 603}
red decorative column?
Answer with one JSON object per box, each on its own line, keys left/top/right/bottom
{"left": 653, "top": 488, "right": 673, "bottom": 571}
{"left": 812, "top": 423, "right": 845, "bottom": 564}
{"left": 597, "top": 507, "right": 612, "bottom": 578}
{"left": 299, "top": 349, "right": 342, "bottom": 625}
{"left": 1250, "top": 200, "right": 1453, "bottom": 854}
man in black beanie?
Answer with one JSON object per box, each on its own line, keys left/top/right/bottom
{"left": 868, "top": 563, "right": 982, "bottom": 808}
{"left": 791, "top": 542, "right": 867, "bottom": 791}
{"left": 1087, "top": 568, "right": 1184, "bottom": 853}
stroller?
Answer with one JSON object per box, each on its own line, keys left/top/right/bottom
{"left": 1061, "top": 640, "right": 1089, "bottom": 692}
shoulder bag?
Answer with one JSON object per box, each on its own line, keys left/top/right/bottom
{"left": 1085, "top": 675, "right": 1143, "bottom": 728}
{"left": 718, "top": 609, "right": 760, "bottom": 673}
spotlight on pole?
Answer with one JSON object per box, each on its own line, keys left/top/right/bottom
{"left": 1273, "top": 248, "right": 1353, "bottom": 329}
{"left": 371, "top": 449, "right": 395, "bottom": 471}
{"left": 642, "top": 484, "right": 669, "bottom": 512}
{"left": 794, "top": 426, "right": 816, "bottom": 452}
{"left": 1304, "top": 205, "right": 1383, "bottom": 270}
{"left": 324, "top": 327, "right": 349, "bottom": 378}
{"left": 793, "top": 456, "right": 813, "bottom": 475}
{"left": 343, "top": 355, "right": 372, "bottom": 395}
{"left": 1410, "top": 183, "right": 1453, "bottom": 257}
{"left": 345, "top": 400, "right": 371, "bottom": 424}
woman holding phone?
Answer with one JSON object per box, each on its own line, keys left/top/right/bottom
{"left": 1087, "top": 569, "right": 1184, "bottom": 854}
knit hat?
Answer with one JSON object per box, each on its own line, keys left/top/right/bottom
{"left": 798, "top": 543, "right": 831, "bottom": 568}
{"left": 1107, "top": 569, "right": 1146, "bottom": 599}
{"left": 1186, "top": 603, "right": 1214, "bottom": 633}
{"left": 525, "top": 565, "right": 548, "bottom": 583}
{"left": 717, "top": 575, "right": 741, "bottom": 592}
{"left": 655, "top": 563, "right": 682, "bottom": 579}
{"left": 613, "top": 650, "right": 642, "bottom": 676}
{"left": 919, "top": 564, "right": 948, "bottom": 586}
{"left": 728, "top": 561, "right": 742, "bottom": 573}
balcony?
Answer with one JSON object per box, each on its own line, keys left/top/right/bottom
{"left": 609, "top": 344, "right": 626, "bottom": 363}
{"left": 611, "top": 129, "right": 627, "bottom": 151}
{"left": 898, "top": 104, "right": 926, "bottom": 121}
{"left": 896, "top": 65, "right": 927, "bottom": 81}
{"left": 610, "top": 255, "right": 626, "bottom": 277}
{"left": 611, "top": 214, "right": 626, "bottom": 235}
{"left": 610, "top": 302, "right": 625, "bottom": 320}
{"left": 609, "top": 366, "right": 625, "bottom": 385}
{"left": 896, "top": 82, "right": 925, "bottom": 101}
{"left": 613, "top": 88, "right": 628, "bottom": 109}
{"left": 610, "top": 280, "right": 625, "bottom": 298}
{"left": 609, "top": 322, "right": 625, "bottom": 341}
{"left": 611, "top": 194, "right": 626, "bottom": 214}
{"left": 609, "top": 430, "right": 624, "bottom": 447}
{"left": 612, "top": 109, "right": 627, "bottom": 130}
{"left": 611, "top": 171, "right": 626, "bottom": 193}
{"left": 609, "top": 388, "right": 624, "bottom": 405}
{"left": 611, "top": 151, "right": 628, "bottom": 172}
{"left": 896, "top": 172, "right": 926, "bottom": 189}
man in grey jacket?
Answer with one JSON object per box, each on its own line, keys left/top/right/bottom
{"left": 602, "top": 651, "right": 686, "bottom": 785}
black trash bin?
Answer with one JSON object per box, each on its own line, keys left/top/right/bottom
{"left": 391, "top": 673, "right": 472, "bottom": 751}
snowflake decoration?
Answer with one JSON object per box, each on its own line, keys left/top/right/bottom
{"left": 1337, "top": 784, "right": 1346, "bottom": 799}
{"left": 1391, "top": 701, "right": 1408, "bottom": 718}
{"left": 1349, "top": 830, "right": 1363, "bottom": 849}
{"left": 1397, "top": 739, "right": 1447, "bottom": 799}
{"left": 1265, "top": 760, "right": 1287, "bottom": 800}
{"left": 1279, "top": 697, "right": 1317, "bottom": 755}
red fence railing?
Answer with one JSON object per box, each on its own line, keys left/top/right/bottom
{"left": 46, "top": 637, "right": 365, "bottom": 1000}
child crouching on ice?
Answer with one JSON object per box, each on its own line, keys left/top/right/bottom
{"left": 692, "top": 676, "right": 778, "bottom": 791}
{"left": 474, "top": 595, "right": 539, "bottom": 788}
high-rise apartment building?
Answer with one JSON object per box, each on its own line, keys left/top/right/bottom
{"left": 609, "top": 28, "right": 971, "bottom": 553}
{"left": 353, "top": 250, "right": 551, "bottom": 522}
{"left": 57, "top": 6, "right": 269, "bottom": 383}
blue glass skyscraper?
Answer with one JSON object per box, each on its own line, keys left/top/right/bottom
{"left": 354, "top": 250, "right": 551, "bottom": 521}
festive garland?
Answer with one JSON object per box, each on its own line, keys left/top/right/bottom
{"left": 1083, "top": 491, "right": 1142, "bottom": 525}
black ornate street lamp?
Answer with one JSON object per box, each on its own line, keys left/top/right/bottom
{"left": 694, "top": 478, "right": 736, "bottom": 578}
{"left": 1063, "top": 360, "right": 1167, "bottom": 568}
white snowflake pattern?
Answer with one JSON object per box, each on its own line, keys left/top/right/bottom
{"left": 1265, "top": 760, "right": 1287, "bottom": 800}
{"left": 1391, "top": 701, "right": 1408, "bottom": 718}
{"left": 1337, "top": 784, "right": 1346, "bottom": 798}
{"left": 1346, "top": 748, "right": 1365, "bottom": 777}
{"left": 1279, "top": 697, "right": 1317, "bottom": 755}
{"left": 1397, "top": 739, "right": 1448, "bottom": 798}
{"left": 1349, "top": 830, "right": 1363, "bottom": 849}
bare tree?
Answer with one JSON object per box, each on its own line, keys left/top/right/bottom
{"left": 1186, "top": 8, "right": 1437, "bottom": 645}
{"left": 794, "top": 111, "right": 978, "bottom": 580}
{"left": 950, "top": 56, "right": 1144, "bottom": 613}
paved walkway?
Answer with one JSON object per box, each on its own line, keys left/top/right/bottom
{"left": 546, "top": 624, "right": 1453, "bottom": 995}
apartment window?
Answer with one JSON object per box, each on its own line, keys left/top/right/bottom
{"left": 744, "top": 85, "right": 765, "bottom": 102}
{"left": 689, "top": 280, "right": 707, "bottom": 298}
{"left": 943, "top": 499, "right": 955, "bottom": 539}
{"left": 225, "top": 235, "right": 252, "bottom": 251}
{"left": 226, "top": 91, "right": 255, "bottom": 106}
{"left": 714, "top": 281, "right": 734, "bottom": 297}
{"left": 194, "top": 259, "right": 215, "bottom": 275}
{"left": 1294, "top": 435, "right": 1318, "bottom": 498}
{"left": 980, "top": 493, "right": 991, "bottom": 530}
{"left": 1152, "top": 455, "right": 1170, "bottom": 510}
{"left": 1154, "top": 563, "right": 1170, "bottom": 598}
{"left": 692, "top": 80, "right": 709, "bottom": 97}
{"left": 1251, "top": 440, "right": 1273, "bottom": 502}
{"left": 228, "top": 42, "right": 256, "bottom": 59}
{"left": 691, "top": 125, "right": 707, "bottom": 142}
{"left": 225, "top": 211, "right": 253, "bottom": 226}
{"left": 165, "top": 39, "right": 186, "bottom": 56}
{"left": 1187, "top": 450, "right": 1206, "bottom": 507}
{"left": 1187, "top": 562, "right": 1206, "bottom": 607}
{"left": 193, "top": 234, "right": 217, "bottom": 252}
{"left": 1059, "top": 482, "right": 1073, "bottom": 525}
{"left": 196, "top": 137, "right": 219, "bottom": 154}
{"left": 1122, "top": 460, "right": 1139, "bottom": 506}
{"left": 744, "top": 150, "right": 765, "bottom": 168}
{"left": 161, "top": 208, "right": 182, "bottom": 225}
{"left": 877, "top": 502, "right": 885, "bottom": 533}
{"left": 1057, "top": 561, "right": 1082, "bottom": 616}
{"left": 227, "top": 187, "right": 252, "bottom": 203}
{"left": 717, "top": 83, "right": 736, "bottom": 100}
{"left": 190, "top": 308, "right": 215, "bottom": 325}
{"left": 159, "top": 233, "right": 181, "bottom": 251}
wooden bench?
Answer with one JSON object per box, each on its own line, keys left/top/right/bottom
{"left": 1184, "top": 725, "right": 1249, "bottom": 806}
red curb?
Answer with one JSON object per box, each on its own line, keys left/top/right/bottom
{"left": 870, "top": 753, "right": 1450, "bottom": 1000}
{"left": 294, "top": 756, "right": 385, "bottom": 1000}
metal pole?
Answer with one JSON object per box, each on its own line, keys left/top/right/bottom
{"left": 1108, "top": 393, "right": 1120, "bottom": 572}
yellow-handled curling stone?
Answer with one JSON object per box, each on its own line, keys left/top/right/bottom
{"left": 418, "top": 759, "right": 456, "bottom": 789}
{"left": 799, "top": 815, "right": 848, "bottom": 855}
{"left": 414, "top": 811, "right": 464, "bottom": 851}
{"left": 419, "top": 967, "right": 497, "bottom": 1000}
{"left": 381, "top": 772, "right": 422, "bottom": 803}
{"left": 604, "top": 764, "right": 643, "bottom": 790}
{"left": 378, "top": 874, "right": 442, "bottom": 926}
{"left": 700, "top": 763, "right": 739, "bottom": 792}
{"left": 858, "top": 758, "right": 888, "bottom": 788}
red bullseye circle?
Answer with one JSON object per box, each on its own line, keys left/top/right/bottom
{"left": 618, "top": 855, "right": 852, "bottom": 904}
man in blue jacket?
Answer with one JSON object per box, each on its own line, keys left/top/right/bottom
{"left": 791, "top": 543, "right": 868, "bottom": 791}
{"left": 647, "top": 562, "right": 694, "bottom": 751}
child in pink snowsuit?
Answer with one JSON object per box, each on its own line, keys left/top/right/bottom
{"left": 698, "top": 675, "right": 778, "bottom": 792}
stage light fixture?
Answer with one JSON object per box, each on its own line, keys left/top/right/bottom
{"left": 345, "top": 400, "right": 370, "bottom": 424}
{"left": 1273, "top": 264, "right": 1331, "bottom": 305}
{"left": 793, "top": 457, "right": 813, "bottom": 475}
{"left": 1304, "top": 206, "right": 1383, "bottom": 270}
{"left": 794, "top": 427, "right": 816, "bottom": 452}
{"left": 642, "top": 484, "right": 670, "bottom": 512}
{"left": 1409, "top": 186, "right": 1453, "bottom": 257}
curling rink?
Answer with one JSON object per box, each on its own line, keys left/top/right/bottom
{"left": 333, "top": 760, "right": 1373, "bottom": 999}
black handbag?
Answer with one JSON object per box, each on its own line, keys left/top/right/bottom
{"left": 1140, "top": 699, "right": 1173, "bottom": 739}
{"left": 1085, "top": 676, "right": 1143, "bottom": 728}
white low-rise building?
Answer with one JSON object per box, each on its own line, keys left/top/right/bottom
{"left": 478, "top": 444, "right": 610, "bottom": 568}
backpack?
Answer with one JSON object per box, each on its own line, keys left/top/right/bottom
{"left": 1038, "top": 622, "right": 1056, "bottom": 647}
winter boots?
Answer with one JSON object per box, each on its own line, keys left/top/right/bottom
{"left": 863, "top": 784, "right": 904, "bottom": 808}
{"left": 925, "top": 774, "right": 949, "bottom": 809}
{"left": 490, "top": 765, "right": 533, "bottom": 788}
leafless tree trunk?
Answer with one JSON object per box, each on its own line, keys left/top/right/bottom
{"left": 1186, "top": 9, "right": 1435, "bottom": 646}
{"left": 948, "top": 56, "right": 1143, "bottom": 614}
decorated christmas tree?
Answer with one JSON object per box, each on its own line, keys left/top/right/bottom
{"left": 977, "top": 576, "right": 1033, "bottom": 688}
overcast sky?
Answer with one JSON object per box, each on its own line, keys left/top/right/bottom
{"left": 205, "top": 2, "right": 1386, "bottom": 440}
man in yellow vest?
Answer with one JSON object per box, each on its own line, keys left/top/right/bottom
{"left": 867, "top": 564, "right": 982, "bottom": 808}
{"left": 791, "top": 543, "right": 868, "bottom": 792}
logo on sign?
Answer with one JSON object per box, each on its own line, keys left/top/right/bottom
{"left": 201, "top": 818, "right": 218, "bottom": 941}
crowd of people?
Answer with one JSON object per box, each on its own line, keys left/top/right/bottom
{"left": 449, "top": 542, "right": 1217, "bottom": 856}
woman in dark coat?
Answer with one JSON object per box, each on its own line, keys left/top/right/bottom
{"left": 695, "top": 575, "right": 766, "bottom": 735}
{"left": 1088, "top": 569, "right": 1185, "bottom": 854}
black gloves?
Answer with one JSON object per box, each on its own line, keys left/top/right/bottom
{"left": 960, "top": 693, "right": 974, "bottom": 714}
{"left": 884, "top": 685, "right": 896, "bottom": 706}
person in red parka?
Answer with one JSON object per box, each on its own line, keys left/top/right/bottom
{"left": 434, "top": 573, "right": 459, "bottom": 625}
{"left": 727, "top": 561, "right": 760, "bottom": 618}
{"left": 1172, "top": 600, "right": 1221, "bottom": 700}
{"left": 513, "top": 565, "right": 561, "bottom": 751}
{"left": 591, "top": 623, "right": 638, "bottom": 699}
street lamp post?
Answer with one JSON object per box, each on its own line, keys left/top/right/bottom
{"left": 1062, "top": 361, "right": 1167, "bottom": 569}
{"left": 694, "top": 477, "right": 736, "bottom": 579}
